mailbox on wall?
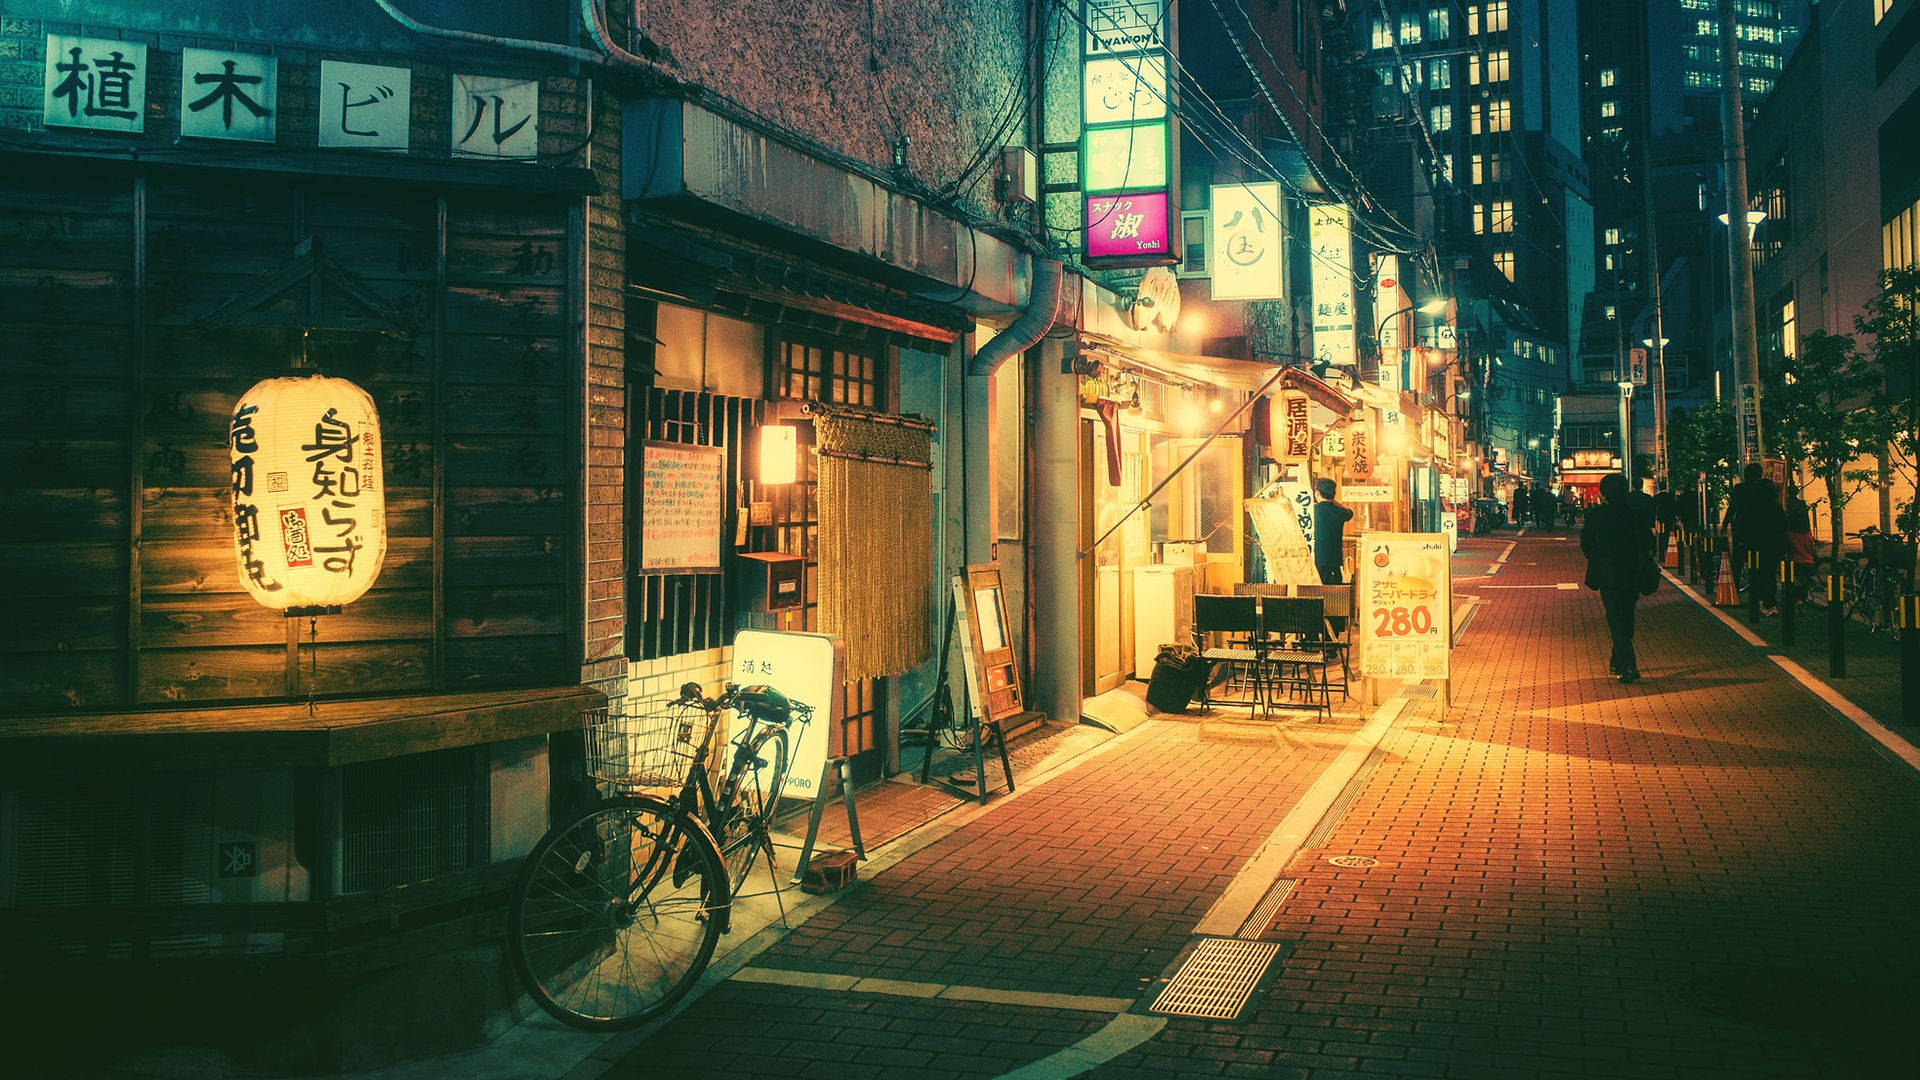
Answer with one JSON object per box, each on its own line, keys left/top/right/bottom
{"left": 737, "top": 551, "right": 804, "bottom": 613}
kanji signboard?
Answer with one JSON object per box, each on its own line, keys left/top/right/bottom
{"left": 452, "top": 74, "right": 539, "bottom": 159}
{"left": 180, "top": 49, "right": 276, "bottom": 142}
{"left": 1309, "top": 203, "right": 1356, "bottom": 366}
{"left": 1210, "top": 182, "right": 1285, "bottom": 301}
{"left": 318, "top": 60, "right": 411, "bottom": 151}
{"left": 43, "top": 35, "right": 147, "bottom": 133}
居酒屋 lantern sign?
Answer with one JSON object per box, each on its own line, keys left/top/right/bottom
{"left": 230, "top": 375, "right": 387, "bottom": 614}
{"left": 1081, "top": 0, "right": 1179, "bottom": 267}
{"left": 1210, "top": 182, "right": 1286, "bottom": 301}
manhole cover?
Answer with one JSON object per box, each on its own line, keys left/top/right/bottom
{"left": 1149, "top": 938, "right": 1282, "bottom": 1020}
{"left": 1325, "top": 855, "right": 1378, "bottom": 868}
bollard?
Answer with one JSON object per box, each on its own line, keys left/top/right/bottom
{"left": 1779, "top": 561, "right": 1797, "bottom": 646}
{"left": 1904, "top": 595, "right": 1920, "bottom": 722}
{"left": 1828, "top": 568, "right": 1847, "bottom": 677}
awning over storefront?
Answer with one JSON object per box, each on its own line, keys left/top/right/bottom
{"left": 1080, "top": 340, "right": 1356, "bottom": 413}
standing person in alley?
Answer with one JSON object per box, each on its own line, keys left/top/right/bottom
{"left": 1652, "top": 483, "right": 1678, "bottom": 564}
{"left": 1313, "top": 477, "right": 1353, "bottom": 585}
{"left": 1726, "top": 463, "right": 1787, "bottom": 616}
{"left": 1582, "top": 473, "right": 1659, "bottom": 683}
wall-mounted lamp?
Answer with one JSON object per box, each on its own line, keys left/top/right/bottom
{"left": 759, "top": 424, "right": 799, "bottom": 485}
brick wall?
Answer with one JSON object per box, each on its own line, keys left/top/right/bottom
{"left": 582, "top": 86, "right": 629, "bottom": 703}
{"left": 633, "top": 0, "right": 1032, "bottom": 218}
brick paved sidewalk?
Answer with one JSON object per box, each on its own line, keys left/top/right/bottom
{"left": 600, "top": 707, "right": 1367, "bottom": 1079}
{"left": 1088, "top": 536, "right": 1920, "bottom": 1079}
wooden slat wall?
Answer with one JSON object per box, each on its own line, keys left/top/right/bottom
{"left": 0, "top": 167, "right": 578, "bottom": 716}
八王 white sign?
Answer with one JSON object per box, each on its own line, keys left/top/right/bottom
{"left": 1210, "top": 182, "right": 1285, "bottom": 301}
{"left": 1356, "top": 532, "right": 1451, "bottom": 681}
{"left": 1309, "top": 204, "right": 1356, "bottom": 366}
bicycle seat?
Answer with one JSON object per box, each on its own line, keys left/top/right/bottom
{"left": 732, "top": 684, "right": 794, "bottom": 723}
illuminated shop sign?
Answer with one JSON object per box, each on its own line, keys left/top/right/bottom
{"left": 1081, "top": 0, "right": 1178, "bottom": 268}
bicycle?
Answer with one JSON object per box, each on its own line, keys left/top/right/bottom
{"left": 1838, "top": 527, "right": 1912, "bottom": 633}
{"left": 507, "top": 682, "right": 811, "bottom": 1029}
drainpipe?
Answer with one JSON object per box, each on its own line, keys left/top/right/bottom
{"left": 969, "top": 258, "right": 1066, "bottom": 377}
{"left": 369, "top": 0, "right": 605, "bottom": 64}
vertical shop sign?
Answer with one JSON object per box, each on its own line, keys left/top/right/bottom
{"left": 1209, "top": 182, "right": 1285, "bottom": 301}
{"left": 318, "top": 60, "right": 411, "bottom": 151}
{"left": 1081, "top": 0, "right": 1178, "bottom": 266}
{"left": 1310, "top": 203, "right": 1356, "bottom": 366}
{"left": 1738, "top": 382, "right": 1762, "bottom": 463}
{"left": 451, "top": 74, "right": 540, "bottom": 159}
{"left": 180, "top": 49, "right": 277, "bottom": 142}
{"left": 1276, "top": 390, "right": 1312, "bottom": 463}
{"left": 1345, "top": 412, "right": 1375, "bottom": 483}
{"left": 43, "top": 35, "right": 147, "bottom": 133}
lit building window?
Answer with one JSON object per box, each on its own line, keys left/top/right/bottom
{"left": 1879, "top": 0, "right": 1895, "bottom": 24}
{"left": 1429, "top": 104, "right": 1453, "bottom": 132}
{"left": 1490, "top": 199, "right": 1514, "bottom": 233}
{"left": 1600, "top": 68, "right": 1617, "bottom": 88}
{"left": 1399, "top": 12, "right": 1424, "bottom": 44}
{"left": 1372, "top": 17, "right": 1393, "bottom": 50}
{"left": 1429, "top": 7, "right": 1451, "bottom": 39}
{"left": 1473, "top": 202, "right": 1486, "bottom": 233}
{"left": 1604, "top": 303, "right": 1616, "bottom": 319}
{"left": 1488, "top": 99, "right": 1511, "bottom": 132}
{"left": 1781, "top": 298, "right": 1797, "bottom": 359}
{"left": 1470, "top": 103, "right": 1483, "bottom": 135}
{"left": 1484, "top": 1, "right": 1508, "bottom": 34}
{"left": 1495, "top": 250, "right": 1514, "bottom": 280}
{"left": 1470, "top": 153, "right": 1484, "bottom": 186}
{"left": 1604, "top": 227, "right": 1621, "bottom": 246}
{"left": 1485, "top": 50, "right": 1509, "bottom": 82}
{"left": 1600, "top": 100, "right": 1618, "bottom": 118}
{"left": 1604, "top": 252, "right": 1614, "bottom": 271}
{"left": 1430, "top": 58, "right": 1452, "bottom": 90}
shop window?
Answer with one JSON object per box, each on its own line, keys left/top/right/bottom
{"left": 777, "top": 335, "right": 884, "bottom": 407}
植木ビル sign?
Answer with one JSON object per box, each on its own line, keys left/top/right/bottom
{"left": 1356, "top": 532, "right": 1451, "bottom": 682}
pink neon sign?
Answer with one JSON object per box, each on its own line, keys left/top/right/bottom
{"left": 1084, "top": 191, "right": 1171, "bottom": 259}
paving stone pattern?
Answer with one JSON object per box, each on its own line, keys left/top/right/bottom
{"left": 1091, "top": 538, "right": 1920, "bottom": 1079}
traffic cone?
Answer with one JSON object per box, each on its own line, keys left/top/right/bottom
{"left": 1662, "top": 530, "right": 1678, "bottom": 568}
{"left": 1714, "top": 551, "right": 1739, "bottom": 606}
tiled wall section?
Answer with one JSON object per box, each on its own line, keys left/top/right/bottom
{"left": 618, "top": 647, "right": 733, "bottom": 714}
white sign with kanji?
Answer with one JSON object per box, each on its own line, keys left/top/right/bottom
{"left": 43, "top": 35, "right": 146, "bottom": 133}
{"left": 180, "top": 49, "right": 277, "bottom": 143}
{"left": 1356, "top": 532, "right": 1451, "bottom": 682}
{"left": 731, "top": 630, "right": 845, "bottom": 802}
{"left": 451, "top": 74, "right": 539, "bottom": 159}
{"left": 1210, "top": 182, "right": 1285, "bottom": 301}
{"left": 318, "top": 60, "right": 411, "bottom": 151}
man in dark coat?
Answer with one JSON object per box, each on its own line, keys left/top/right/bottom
{"left": 1726, "top": 463, "right": 1787, "bottom": 615}
{"left": 1651, "top": 485, "right": 1678, "bottom": 564}
{"left": 1582, "top": 473, "right": 1656, "bottom": 682}
{"left": 1312, "top": 478, "right": 1354, "bottom": 585}
{"left": 1535, "top": 485, "right": 1557, "bottom": 532}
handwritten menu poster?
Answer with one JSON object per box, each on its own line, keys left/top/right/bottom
{"left": 1355, "top": 532, "right": 1451, "bottom": 681}
{"left": 641, "top": 441, "right": 724, "bottom": 572}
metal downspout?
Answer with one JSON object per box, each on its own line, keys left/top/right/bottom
{"left": 969, "top": 258, "right": 1066, "bottom": 377}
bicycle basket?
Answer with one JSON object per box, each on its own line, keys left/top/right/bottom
{"left": 583, "top": 698, "right": 715, "bottom": 789}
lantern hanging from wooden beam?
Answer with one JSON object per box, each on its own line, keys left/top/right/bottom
{"left": 758, "top": 424, "right": 799, "bottom": 485}
{"left": 229, "top": 374, "right": 387, "bottom": 613}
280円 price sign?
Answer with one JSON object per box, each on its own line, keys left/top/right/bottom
{"left": 1355, "top": 532, "right": 1451, "bottom": 682}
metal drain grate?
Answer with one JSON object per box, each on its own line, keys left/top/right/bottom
{"left": 1401, "top": 685, "right": 1438, "bottom": 699}
{"left": 1236, "top": 877, "right": 1299, "bottom": 939}
{"left": 1301, "top": 753, "right": 1384, "bottom": 849}
{"left": 1326, "top": 854, "right": 1379, "bottom": 868}
{"left": 1149, "top": 938, "right": 1281, "bottom": 1020}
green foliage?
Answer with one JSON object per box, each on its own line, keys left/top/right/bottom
{"left": 1667, "top": 399, "right": 1739, "bottom": 513}
{"left": 1765, "top": 330, "right": 1888, "bottom": 548}
{"left": 1856, "top": 265, "right": 1920, "bottom": 534}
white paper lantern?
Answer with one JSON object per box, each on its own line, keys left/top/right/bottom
{"left": 229, "top": 374, "right": 387, "bottom": 612}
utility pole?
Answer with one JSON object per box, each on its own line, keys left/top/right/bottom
{"left": 1719, "top": 0, "right": 1763, "bottom": 462}
{"left": 1643, "top": 8, "right": 1668, "bottom": 489}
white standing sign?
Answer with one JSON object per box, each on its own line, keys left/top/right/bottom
{"left": 730, "top": 630, "right": 846, "bottom": 802}
{"left": 43, "top": 35, "right": 146, "bottom": 133}
{"left": 1356, "top": 532, "right": 1451, "bottom": 682}
{"left": 452, "top": 73, "right": 540, "bottom": 159}
{"left": 318, "top": 60, "right": 411, "bottom": 151}
{"left": 1441, "top": 513, "right": 1459, "bottom": 552}
{"left": 181, "top": 49, "right": 276, "bottom": 142}
{"left": 1210, "top": 182, "right": 1285, "bottom": 301}
{"left": 1309, "top": 203, "right": 1356, "bottom": 366}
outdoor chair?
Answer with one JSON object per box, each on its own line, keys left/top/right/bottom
{"left": 1257, "top": 596, "right": 1335, "bottom": 721}
{"left": 1192, "top": 594, "right": 1263, "bottom": 715}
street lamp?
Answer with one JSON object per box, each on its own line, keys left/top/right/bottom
{"left": 1617, "top": 379, "right": 1636, "bottom": 489}
{"left": 1716, "top": 209, "right": 1768, "bottom": 240}
{"left": 1375, "top": 297, "right": 1450, "bottom": 364}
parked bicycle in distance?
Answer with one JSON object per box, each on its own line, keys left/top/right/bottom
{"left": 1808, "top": 526, "right": 1914, "bottom": 634}
{"left": 507, "top": 681, "right": 810, "bottom": 1029}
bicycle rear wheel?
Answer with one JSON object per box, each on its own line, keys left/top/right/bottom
{"left": 509, "top": 796, "right": 726, "bottom": 1029}
{"left": 716, "top": 726, "right": 789, "bottom": 893}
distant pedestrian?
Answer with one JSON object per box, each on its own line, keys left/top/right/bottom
{"left": 1785, "top": 491, "right": 1816, "bottom": 605}
{"left": 1582, "top": 473, "right": 1659, "bottom": 683}
{"left": 1312, "top": 478, "right": 1353, "bottom": 586}
{"left": 1652, "top": 484, "right": 1678, "bottom": 564}
{"left": 1535, "top": 486, "right": 1557, "bottom": 532}
{"left": 1726, "top": 463, "right": 1787, "bottom": 615}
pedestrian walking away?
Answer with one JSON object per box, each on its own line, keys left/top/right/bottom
{"left": 1312, "top": 477, "right": 1353, "bottom": 586}
{"left": 1726, "top": 462, "right": 1787, "bottom": 614}
{"left": 1581, "top": 473, "right": 1659, "bottom": 683}
{"left": 1652, "top": 484, "right": 1678, "bottom": 563}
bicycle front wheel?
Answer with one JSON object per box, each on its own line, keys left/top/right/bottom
{"left": 509, "top": 796, "right": 726, "bottom": 1029}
